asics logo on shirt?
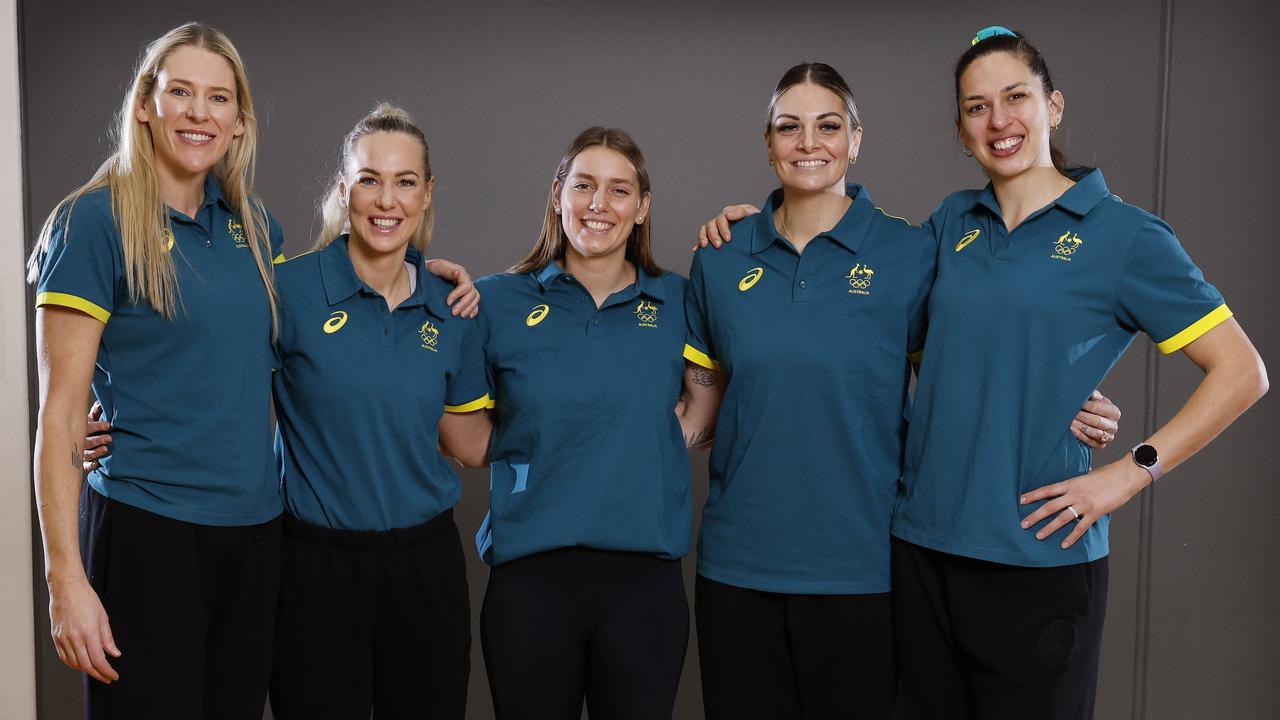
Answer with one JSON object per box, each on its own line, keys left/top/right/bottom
{"left": 164, "top": 228, "right": 175, "bottom": 252}
{"left": 739, "top": 267, "right": 764, "bottom": 291}
{"left": 526, "top": 304, "right": 550, "bottom": 327}
{"left": 323, "top": 311, "right": 349, "bottom": 334}
{"left": 956, "top": 229, "right": 980, "bottom": 252}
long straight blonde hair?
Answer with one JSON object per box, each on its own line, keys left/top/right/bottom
{"left": 315, "top": 104, "right": 434, "bottom": 253}
{"left": 26, "top": 22, "right": 278, "bottom": 328}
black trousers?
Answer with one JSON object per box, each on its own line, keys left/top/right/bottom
{"left": 481, "top": 547, "right": 689, "bottom": 720}
{"left": 891, "top": 538, "right": 1109, "bottom": 720}
{"left": 80, "top": 484, "right": 282, "bottom": 720}
{"left": 269, "top": 510, "right": 471, "bottom": 720}
{"left": 695, "top": 575, "right": 896, "bottom": 720}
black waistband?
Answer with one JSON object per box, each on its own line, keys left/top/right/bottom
{"left": 283, "top": 509, "right": 454, "bottom": 549}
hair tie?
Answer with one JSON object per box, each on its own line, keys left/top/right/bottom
{"left": 971, "top": 25, "right": 1017, "bottom": 45}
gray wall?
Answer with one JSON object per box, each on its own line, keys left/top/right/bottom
{"left": 20, "top": 0, "right": 1277, "bottom": 718}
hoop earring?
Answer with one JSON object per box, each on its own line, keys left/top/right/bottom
{"left": 963, "top": 147, "right": 974, "bottom": 158}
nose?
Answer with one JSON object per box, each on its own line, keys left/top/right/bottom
{"left": 187, "top": 93, "right": 208, "bottom": 122}
{"left": 589, "top": 188, "right": 607, "bottom": 213}
{"left": 799, "top": 124, "right": 819, "bottom": 151}
{"left": 988, "top": 102, "right": 1011, "bottom": 130}
{"left": 376, "top": 182, "right": 396, "bottom": 210}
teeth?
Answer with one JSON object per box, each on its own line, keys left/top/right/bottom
{"left": 993, "top": 137, "right": 1022, "bottom": 151}
{"left": 179, "top": 131, "right": 213, "bottom": 142}
{"left": 795, "top": 159, "right": 828, "bottom": 168}
{"left": 584, "top": 220, "right": 613, "bottom": 231}
{"left": 372, "top": 218, "right": 400, "bottom": 228}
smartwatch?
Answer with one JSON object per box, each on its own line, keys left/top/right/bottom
{"left": 1131, "top": 444, "right": 1164, "bottom": 482}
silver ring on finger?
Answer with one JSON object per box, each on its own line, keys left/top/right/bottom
{"left": 1100, "top": 432, "right": 1111, "bottom": 443}
{"left": 1067, "top": 505, "right": 1082, "bottom": 521}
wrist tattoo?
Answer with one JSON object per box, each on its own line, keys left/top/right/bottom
{"left": 72, "top": 443, "right": 80, "bottom": 470}
{"left": 691, "top": 368, "right": 718, "bottom": 387}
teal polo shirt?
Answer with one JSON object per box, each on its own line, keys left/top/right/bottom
{"left": 684, "top": 183, "right": 936, "bottom": 594}
{"left": 893, "top": 169, "right": 1230, "bottom": 567}
{"left": 473, "top": 264, "right": 692, "bottom": 565}
{"left": 272, "top": 237, "right": 489, "bottom": 532}
{"left": 34, "top": 176, "right": 285, "bottom": 525}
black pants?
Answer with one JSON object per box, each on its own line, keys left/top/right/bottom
{"left": 481, "top": 547, "right": 688, "bottom": 720}
{"left": 80, "top": 484, "right": 282, "bottom": 720}
{"left": 269, "top": 510, "right": 471, "bottom": 720}
{"left": 891, "top": 538, "right": 1109, "bottom": 720}
{"left": 695, "top": 575, "right": 896, "bottom": 720}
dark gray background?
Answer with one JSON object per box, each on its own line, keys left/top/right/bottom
{"left": 21, "top": 0, "right": 1277, "bottom": 718}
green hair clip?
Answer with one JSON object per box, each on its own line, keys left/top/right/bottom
{"left": 971, "top": 25, "right": 1017, "bottom": 46}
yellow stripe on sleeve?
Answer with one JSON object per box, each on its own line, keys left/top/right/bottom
{"left": 1155, "top": 304, "right": 1233, "bottom": 354}
{"left": 445, "top": 393, "right": 493, "bottom": 413}
{"left": 35, "top": 292, "right": 111, "bottom": 324}
{"left": 683, "top": 344, "right": 721, "bottom": 371}
{"left": 273, "top": 253, "right": 286, "bottom": 264}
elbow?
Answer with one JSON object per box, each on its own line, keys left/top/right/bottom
{"left": 1250, "top": 355, "right": 1269, "bottom": 403}
{"left": 458, "top": 450, "right": 489, "bottom": 469}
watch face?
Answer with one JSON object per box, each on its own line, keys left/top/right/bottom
{"left": 1134, "top": 444, "right": 1159, "bottom": 467}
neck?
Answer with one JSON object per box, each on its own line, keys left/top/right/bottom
{"left": 347, "top": 235, "right": 411, "bottom": 308}
{"left": 990, "top": 166, "right": 1074, "bottom": 231}
{"left": 564, "top": 247, "right": 635, "bottom": 308}
{"left": 156, "top": 164, "right": 208, "bottom": 219}
{"left": 775, "top": 183, "right": 852, "bottom": 254}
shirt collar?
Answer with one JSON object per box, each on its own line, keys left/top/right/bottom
{"left": 320, "top": 235, "right": 437, "bottom": 313}
{"left": 970, "top": 167, "right": 1110, "bottom": 219}
{"left": 532, "top": 260, "right": 666, "bottom": 301}
{"left": 749, "top": 183, "right": 876, "bottom": 255}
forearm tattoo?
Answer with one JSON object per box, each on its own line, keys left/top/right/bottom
{"left": 691, "top": 367, "right": 719, "bottom": 387}
{"left": 72, "top": 442, "right": 80, "bottom": 470}
{"left": 686, "top": 429, "right": 713, "bottom": 449}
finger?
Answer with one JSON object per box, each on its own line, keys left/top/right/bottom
{"left": 1019, "top": 481, "right": 1068, "bottom": 505}
{"left": 445, "top": 283, "right": 471, "bottom": 306}
{"left": 458, "top": 292, "right": 481, "bottom": 318}
{"left": 1076, "top": 410, "right": 1119, "bottom": 434}
{"left": 87, "top": 643, "right": 119, "bottom": 682}
{"left": 1073, "top": 425, "right": 1104, "bottom": 450}
{"left": 85, "top": 434, "right": 112, "bottom": 451}
{"left": 87, "top": 419, "right": 112, "bottom": 434}
{"left": 100, "top": 616, "right": 121, "bottom": 658}
{"left": 695, "top": 226, "right": 709, "bottom": 250}
{"left": 1035, "top": 508, "right": 1081, "bottom": 540}
{"left": 1061, "top": 515, "right": 1096, "bottom": 548}
{"left": 1021, "top": 492, "right": 1074, "bottom": 527}
{"left": 89, "top": 402, "right": 103, "bottom": 422}
{"left": 714, "top": 214, "right": 732, "bottom": 243}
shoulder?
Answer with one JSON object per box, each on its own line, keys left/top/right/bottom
{"left": 476, "top": 271, "right": 531, "bottom": 295}
{"left": 653, "top": 269, "right": 688, "bottom": 295}
{"left": 273, "top": 248, "right": 322, "bottom": 294}
{"left": 58, "top": 186, "right": 116, "bottom": 231}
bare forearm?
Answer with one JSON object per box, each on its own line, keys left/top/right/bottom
{"left": 679, "top": 362, "right": 725, "bottom": 449}
{"left": 439, "top": 411, "right": 493, "bottom": 468}
{"left": 34, "top": 417, "right": 89, "bottom": 586}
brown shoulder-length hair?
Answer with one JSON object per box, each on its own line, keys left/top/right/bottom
{"left": 510, "top": 126, "right": 660, "bottom": 276}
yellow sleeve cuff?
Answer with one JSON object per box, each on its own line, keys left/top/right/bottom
{"left": 1155, "top": 303, "right": 1232, "bottom": 354}
{"left": 35, "top": 292, "right": 110, "bottom": 324}
{"left": 273, "top": 253, "right": 287, "bottom": 264}
{"left": 908, "top": 349, "right": 924, "bottom": 364}
{"left": 683, "top": 344, "right": 721, "bottom": 371}
{"left": 445, "top": 393, "right": 493, "bottom": 413}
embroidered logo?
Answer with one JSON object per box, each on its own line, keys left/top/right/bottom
{"left": 634, "top": 300, "right": 659, "bottom": 328}
{"left": 956, "top": 228, "right": 980, "bottom": 252}
{"left": 323, "top": 311, "right": 349, "bottom": 334}
{"left": 419, "top": 321, "right": 440, "bottom": 351}
{"left": 164, "top": 228, "right": 175, "bottom": 252}
{"left": 526, "top": 304, "right": 550, "bottom": 327}
{"left": 228, "top": 218, "right": 248, "bottom": 248}
{"left": 846, "top": 264, "right": 876, "bottom": 295}
{"left": 1052, "top": 230, "right": 1083, "bottom": 261}
{"left": 738, "top": 267, "right": 764, "bottom": 291}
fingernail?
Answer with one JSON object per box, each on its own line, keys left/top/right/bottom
{"left": 1061, "top": 542, "right": 1069, "bottom": 549}
{"left": 1036, "top": 532, "right": 1046, "bottom": 540}
{"left": 1020, "top": 495, "right": 1027, "bottom": 504}
{"left": 1020, "top": 521, "right": 1029, "bottom": 528}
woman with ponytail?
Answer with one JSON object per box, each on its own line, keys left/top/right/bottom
{"left": 266, "top": 103, "right": 488, "bottom": 720}
{"left": 29, "top": 23, "right": 286, "bottom": 719}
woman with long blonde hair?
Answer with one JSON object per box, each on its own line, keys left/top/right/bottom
{"left": 31, "top": 23, "right": 287, "bottom": 718}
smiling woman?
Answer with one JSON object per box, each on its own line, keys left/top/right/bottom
{"left": 26, "top": 22, "right": 285, "bottom": 720}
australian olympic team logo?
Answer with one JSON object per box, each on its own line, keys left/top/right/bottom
{"left": 738, "top": 267, "right": 763, "bottom": 292}
{"left": 228, "top": 218, "right": 248, "bottom": 248}
{"left": 1052, "top": 230, "right": 1083, "bottom": 261}
{"left": 526, "top": 304, "right": 549, "bottom": 327}
{"left": 846, "top": 263, "right": 876, "bottom": 295}
{"left": 419, "top": 320, "right": 440, "bottom": 351}
{"left": 634, "top": 300, "right": 659, "bottom": 328}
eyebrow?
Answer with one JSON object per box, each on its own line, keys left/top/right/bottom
{"left": 773, "top": 112, "right": 844, "bottom": 122}
{"left": 168, "top": 78, "right": 236, "bottom": 95}
{"left": 356, "top": 168, "right": 421, "bottom": 177}
{"left": 963, "top": 82, "right": 1029, "bottom": 102}
{"left": 570, "top": 172, "right": 636, "bottom": 186}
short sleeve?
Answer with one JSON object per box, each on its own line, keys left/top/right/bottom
{"left": 268, "top": 210, "right": 286, "bottom": 264}
{"left": 444, "top": 318, "right": 492, "bottom": 412}
{"left": 682, "top": 251, "right": 720, "bottom": 370}
{"left": 1116, "top": 218, "right": 1230, "bottom": 354}
{"left": 905, "top": 225, "right": 940, "bottom": 359}
{"left": 34, "top": 197, "right": 122, "bottom": 324}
